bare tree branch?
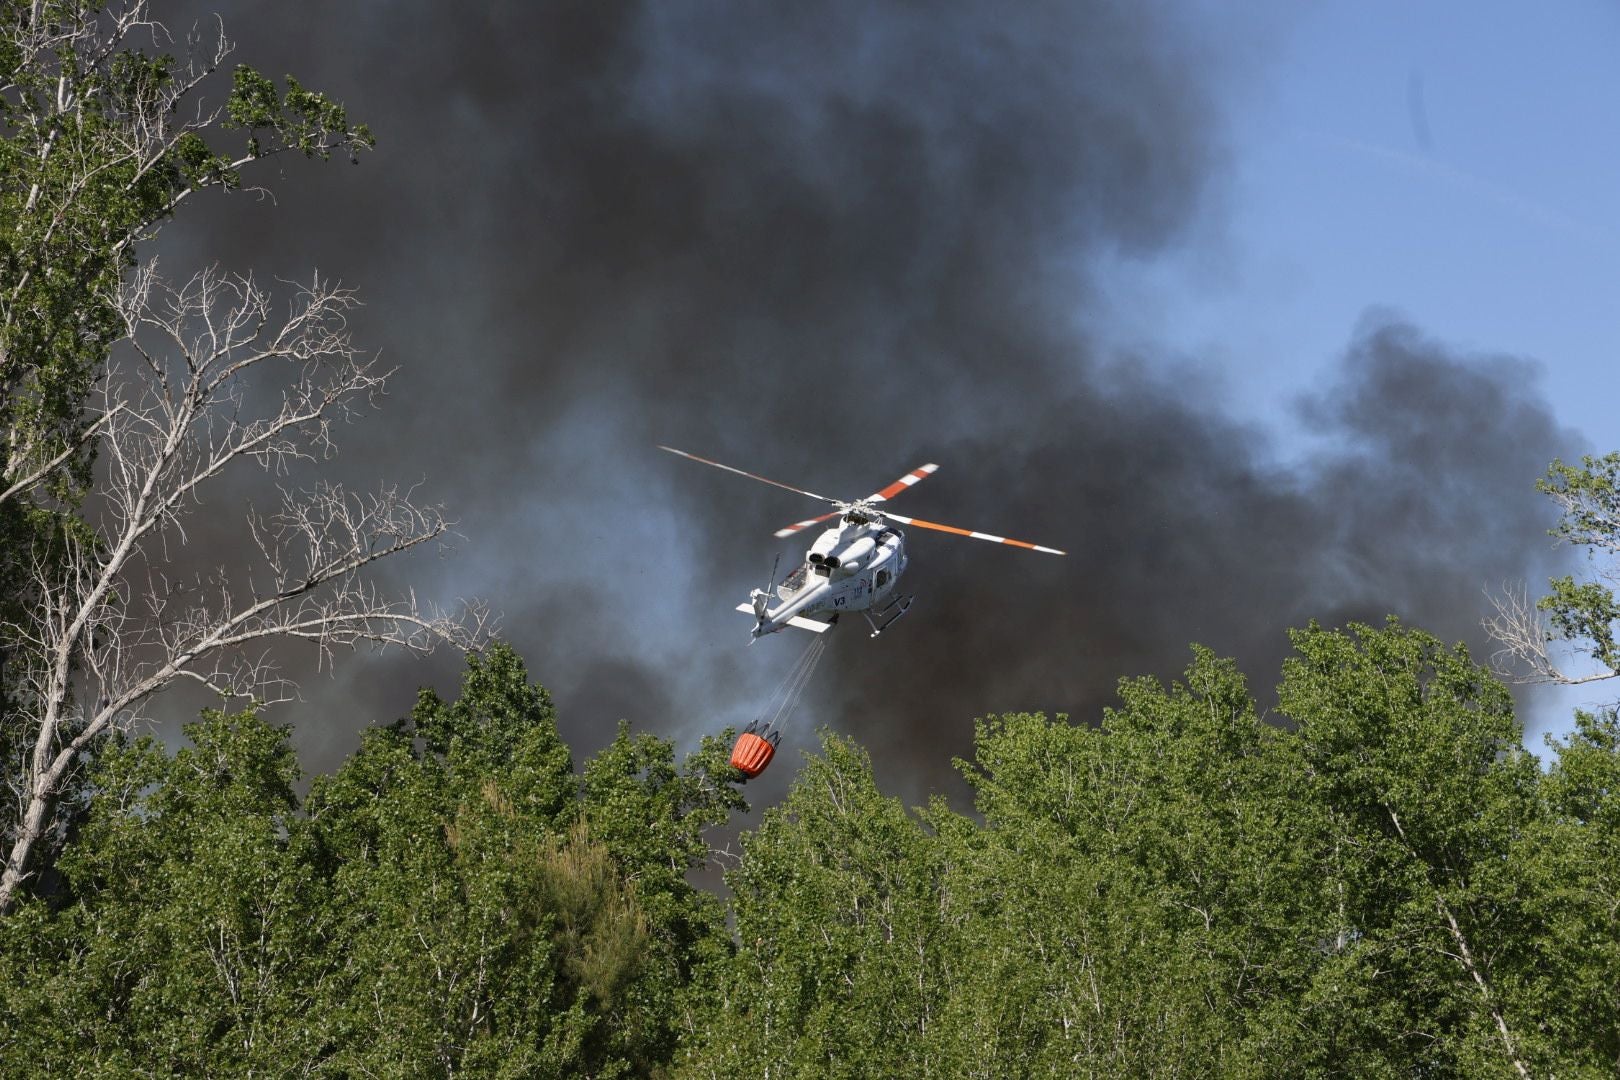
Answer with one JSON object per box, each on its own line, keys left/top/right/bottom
{"left": 0, "top": 265, "right": 488, "bottom": 913}
{"left": 0, "top": 405, "right": 124, "bottom": 505}
{"left": 1485, "top": 581, "right": 1620, "bottom": 687}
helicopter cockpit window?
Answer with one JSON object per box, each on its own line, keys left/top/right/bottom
{"left": 876, "top": 570, "right": 890, "bottom": 589}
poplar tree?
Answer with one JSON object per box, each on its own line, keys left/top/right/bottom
{"left": 0, "top": 645, "right": 744, "bottom": 1074}
{"left": 0, "top": 3, "right": 482, "bottom": 913}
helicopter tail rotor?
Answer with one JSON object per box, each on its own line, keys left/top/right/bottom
{"left": 747, "top": 553, "right": 779, "bottom": 634}
{"left": 745, "top": 589, "right": 771, "bottom": 644}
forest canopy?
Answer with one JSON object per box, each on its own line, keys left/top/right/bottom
{"left": 2, "top": 629, "right": 1618, "bottom": 1076}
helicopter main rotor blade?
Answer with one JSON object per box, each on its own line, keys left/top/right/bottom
{"left": 657, "top": 446, "right": 839, "bottom": 505}
{"left": 882, "top": 512, "right": 1066, "bottom": 555}
{"left": 774, "top": 510, "right": 841, "bottom": 538}
{"left": 771, "top": 463, "right": 939, "bottom": 537}
{"left": 867, "top": 463, "right": 939, "bottom": 503}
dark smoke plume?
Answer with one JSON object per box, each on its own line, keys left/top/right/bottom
{"left": 152, "top": 3, "right": 1576, "bottom": 801}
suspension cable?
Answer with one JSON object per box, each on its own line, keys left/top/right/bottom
{"left": 752, "top": 633, "right": 830, "bottom": 740}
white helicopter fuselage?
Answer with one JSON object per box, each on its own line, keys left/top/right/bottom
{"left": 736, "top": 515, "right": 909, "bottom": 639}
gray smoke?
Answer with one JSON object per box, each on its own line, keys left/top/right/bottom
{"left": 151, "top": 3, "right": 1576, "bottom": 802}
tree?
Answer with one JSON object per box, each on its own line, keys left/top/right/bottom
{"left": 956, "top": 649, "right": 1322, "bottom": 1075}
{"left": 0, "top": 4, "right": 471, "bottom": 913}
{"left": 0, "top": 708, "right": 334, "bottom": 1074}
{"left": 0, "top": 644, "right": 747, "bottom": 1075}
{"left": 1507, "top": 710, "right": 1620, "bottom": 1077}
{"left": 1, "top": 2, "right": 372, "bottom": 683}
{"left": 1280, "top": 620, "right": 1545, "bottom": 1078}
{"left": 298, "top": 647, "right": 589, "bottom": 1075}
{"left": 686, "top": 630, "right": 1620, "bottom": 1076}
{"left": 1487, "top": 453, "right": 1620, "bottom": 689}
{"left": 1, "top": 0, "right": 371, "bottom": 487}
{"left": 0, "top": 262, "right": 482, "bottom": 913}
{"left": 685, "top": 732, "right": 960, "bottom": 1079}
{"left": 686, "top": 655, "right": 1324, "bottom": 1077}
{"left": 297, "top": 645, "right": 741, "bottom": 1075}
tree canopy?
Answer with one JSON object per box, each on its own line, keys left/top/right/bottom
{"left": 4, "top": 628, "right": 1616, "bottom": 1076}
{"left": 682, "top": 624, "right": 1616, "bottom": 1078}
{"left": 0, "top": 645, "right": 742, "bottom": 1076}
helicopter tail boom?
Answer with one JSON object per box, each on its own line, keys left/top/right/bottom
{"left": 733, "top": 602, "right": 834, "bottom": 634}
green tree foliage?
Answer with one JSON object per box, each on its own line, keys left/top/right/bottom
{"left": 4, "top": 630, "right": 1620, "bottom": 1074}
{"left": 0, "top": 644, "right": 741, "bottom": 1076}
{"left": 1538, "top": 454, "right": 1620, "bottom": 674}
{"left": 686, "top": 650, "right": 1318, "bottom": 1077}
{"left": 0, "top": 1, "right": 372, "bottom": 485}
{"left": 959, "top": 648, "right": 1322, "bottom": 1074}
{"left": 1509, "top": 710, "right": 1620, "bottom": 1077}
{"left": 1488, "top": 452, "right": 1620, "bottom": 691}
{"left": 1280, "top": 622, "right": 1543, "bottom": 1078}
{"left": 0, "top": 710, "right": 333, "bottom": 1074}
{"left": 683, "top": 625, "right": 1620, "bottom": 1078}
{"left": 581, "top": 720, "right": 745, "bottom": 1053}
{"left": 690, "top": 734, "right": 958, "bottom": 1077}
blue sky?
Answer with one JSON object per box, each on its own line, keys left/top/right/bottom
{"left": 1101, "top": 2, "right": 1620, "bottom": 743}
{"left": 1118, "top": 2, "right": 1620, "bottom": 457}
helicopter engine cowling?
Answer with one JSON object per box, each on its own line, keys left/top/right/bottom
{"left": 808, "top": 531, "right": 840, "bottom": 560}
{"left": 834, "top": 536, "right": 876, "bottom": 572}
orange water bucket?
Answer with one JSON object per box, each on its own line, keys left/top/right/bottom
{"left": 730, "top": 731, "right": 777, "bottom": 778}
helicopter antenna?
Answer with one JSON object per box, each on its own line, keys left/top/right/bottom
{"left": 749, "top": 552, "right": 781, "bottom": 632}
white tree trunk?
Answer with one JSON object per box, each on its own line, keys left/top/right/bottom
{"left": 0, "top": 265, "right": 487, "bottom": 913}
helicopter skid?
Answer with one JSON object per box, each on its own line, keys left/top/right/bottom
{"left": 863, "top": 595, "right": 913, "bottom": 637}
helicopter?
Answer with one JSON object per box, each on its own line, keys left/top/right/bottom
{"left": 658, "top": 445, "right": 1065, "bottom": 641}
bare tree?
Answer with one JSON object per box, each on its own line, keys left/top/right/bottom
{"left": 0, "top": 263, "right": 486, "bottom": 912}
{"left": 1485, "top": 583, "right": 1581, "bottom": 686}
{"left": 1487, "top": 578, "right": 1620, "bottom": 690}
{"left": 1486, "top": 454, "right": 1620, "bottom": 692}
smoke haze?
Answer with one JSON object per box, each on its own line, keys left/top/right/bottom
{"left": 153, "top": 2, "right": 1577, "bottom": 801}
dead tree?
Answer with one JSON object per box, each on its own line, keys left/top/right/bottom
{"left": 0, "top": 263, "right": 485, "bottom": 912}
{"left": 1485, "top": 584, "right": 1574, "bottom": 686}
